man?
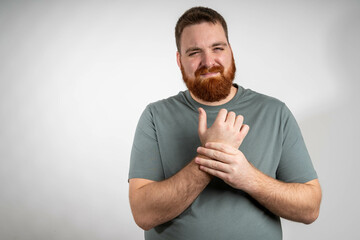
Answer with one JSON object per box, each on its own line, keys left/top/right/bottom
{"left": 129, "top": 6, "right": 321, "bottom": 240}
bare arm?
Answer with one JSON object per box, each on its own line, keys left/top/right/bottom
{"left": 196, "top": 142, "right": 322, "bottom": 224}
{"left": 129, "top": 160, "right": 211, "bottom": 230}
{"left": 248, "top": 172, "right": 321, "bottom": 224}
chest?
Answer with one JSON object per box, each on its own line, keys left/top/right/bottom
{"left": 154, "top": 108, "right": 283, "bottom": 179}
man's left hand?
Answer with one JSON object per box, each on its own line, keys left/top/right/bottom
{"left": 196, "top": 142, "right": 322, "bottom": 224}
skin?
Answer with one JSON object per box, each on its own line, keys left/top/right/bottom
{"left": 129, "top": 22, "right": 322, "bottom": 230}
{"left": 176, "top": 21, "right": 238, "bottom": 106}
{"left": 195, "top": 142, "right": 321, "bottom": 224}
{"left": 129, "top": 108, "right": 249, "bottom": 230}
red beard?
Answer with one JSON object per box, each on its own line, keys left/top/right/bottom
{"left": 181, "top": 56, "right": 236, "bottom": 102}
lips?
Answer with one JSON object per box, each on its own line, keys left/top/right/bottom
{"left": 195, "top": 65, "right": 224, "bottom": 78}
{"left": 200, "top": 72, "right": 220, "bottom": 78}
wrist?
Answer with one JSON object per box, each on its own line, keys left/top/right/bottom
{"left": 240, "top": 163, "right": 261, "bottom": 193}
{"left": 191, "top": 155, "right": 213, "bottom": 180}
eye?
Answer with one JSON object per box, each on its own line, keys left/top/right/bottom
{"left": 214, "top": 47, "right": 224, "bottom": 52}
{"left": 188, "top": 51, "right": 199, "bottom": 57}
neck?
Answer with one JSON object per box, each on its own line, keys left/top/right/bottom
{"left": 189, "top": 85, "right": 238, "bottom": 106}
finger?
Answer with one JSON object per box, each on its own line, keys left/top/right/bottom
{"left": 225, "top": 111, "right": 236, "bottom": 125}
{"left": 204, "top": 142, "right": 238, "bottom": 155}
{"left": 239, "top": 124, "right": 250, "bottom": 139}
{"left": 214, "top": 108, "right": 228, "bottom": 124}
{"left": 199, "top": 165, "right": 228, "bottom": 179}
{"left": 234, "top": 115, "right": 244, "bottom": 131}
{"left": 195, "top": 157, "right": 229, "bottom": 173}
{"left": 198, "top": 107, "right": 207, "bottom": 135}
{"left": 197, "top": 146, "right": 232, "bottom": 163}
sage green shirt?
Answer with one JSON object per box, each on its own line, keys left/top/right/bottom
{"left": 129, "top": 85, "right": 317, "bottom": 240}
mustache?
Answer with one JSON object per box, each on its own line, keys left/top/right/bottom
{"left": 195, "top": 65, "right": 224, "bottom": 77}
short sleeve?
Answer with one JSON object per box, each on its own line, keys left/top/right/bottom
{"left": 128, "top": 105, "right": 165, "bottom": 181}
{"left": 276, "top": 104, "right": 318, "bottom": 183}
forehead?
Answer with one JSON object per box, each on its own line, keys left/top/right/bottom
{"left": 180, "top": 22, "right": 227, "bottom": 53}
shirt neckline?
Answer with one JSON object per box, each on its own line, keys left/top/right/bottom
{"left": 184, "top": 84, "right": 244, "bottom": 113}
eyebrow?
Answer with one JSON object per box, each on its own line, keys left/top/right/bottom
{"left": 184, "top": 42, "right": 228, "bottom": 54}
{"left": 212, "top": 42, "right": 228, "bottom": 48}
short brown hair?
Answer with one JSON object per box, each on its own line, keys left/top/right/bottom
{"left": 175, "top": 6, "right": 229, "bottom": 53}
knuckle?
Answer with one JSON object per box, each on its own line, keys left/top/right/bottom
{"left": 211, "top": 161, "right": 217, "bottom": 169}
{"left": 224, "top": 175, "right": 231, "bottom": 182}
{"left": 220, "top": 144, "right": 226, "bottom": 152}
{"left": 214, "top": 121, "right": 223, "bottom": 128}
{"left": 213, "top": 151, "right": 221, "bottom": 159}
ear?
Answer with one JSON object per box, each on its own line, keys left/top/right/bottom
{"left": 176, "top": 51, "right": 181, "bottom": 68}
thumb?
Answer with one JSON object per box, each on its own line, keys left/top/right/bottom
{"left": 198, "top": 107, "right": 207, "bottom": 135}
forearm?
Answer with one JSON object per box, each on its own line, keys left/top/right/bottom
{"left": 195, "top": 143, "right": 322, "bottom": 224}
{"left": 129, "top": 159, "right": 211, "bottom": 230}
{"left": 246, "top": 167, "right": 322, "bottom": 224}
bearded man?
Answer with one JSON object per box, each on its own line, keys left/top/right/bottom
{"left": 129, "top": 6, "right": 321, "bottom": 240}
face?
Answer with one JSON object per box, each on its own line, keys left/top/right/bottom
{"left": 177, "top": 22, "right": 236, "bottom": 102}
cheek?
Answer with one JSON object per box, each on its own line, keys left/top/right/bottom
{"left": 220, "top": 55, "right": 232, "bottom": 70}
{"left": 183, "top": 61, "right": 199, "bottom": 77}
{"left": 190, "top": 63, "right": 199, "bottom": 74}
{"left": 218, "top": 54, "right": 229, "bottom": 65}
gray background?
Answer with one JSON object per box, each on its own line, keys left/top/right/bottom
{"left": 0, "top": 0, "right": 359, "bottom": 239}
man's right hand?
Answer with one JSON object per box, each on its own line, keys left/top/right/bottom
{"left": 198, "top": 108, "right": 249, "bottom": 149}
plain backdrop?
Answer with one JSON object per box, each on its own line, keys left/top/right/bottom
{"left": 0, "top": 0, "right": 359, "bottom": 239}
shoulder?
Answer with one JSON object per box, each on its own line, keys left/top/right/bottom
{"left": 135, "top": 92, "right": 186, "bottom": 133}
{"left": 240, "top": 87, "right": 286, "bottom": 110}
{"left": 146, "top": 90, "right": 190, "bottom": 114}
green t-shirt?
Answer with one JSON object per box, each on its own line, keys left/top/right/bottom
{"left": 129, "top": 85, "right": 317, "bottom": 240}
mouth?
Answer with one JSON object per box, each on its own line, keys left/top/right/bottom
{"left": 200, "top": 71, "right": 220, "bottom": 78}
{"left": 196, "top": 65, "right": 224, "bottom": 79}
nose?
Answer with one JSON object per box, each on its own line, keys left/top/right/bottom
{"left": 201, "top": 52, "right": 215, "bottom": 68}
